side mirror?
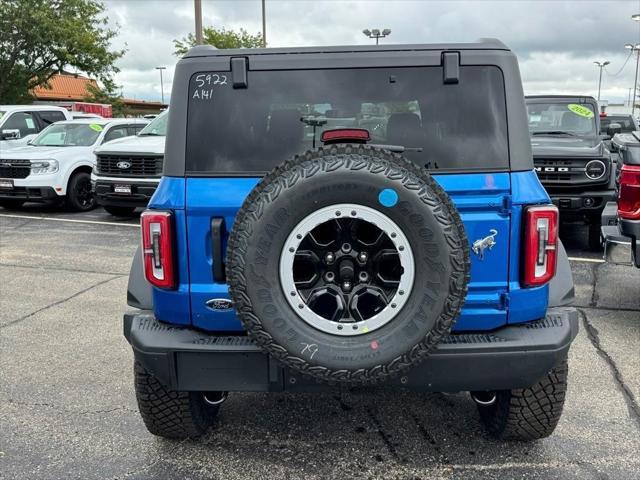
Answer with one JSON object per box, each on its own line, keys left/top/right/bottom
{"left": 607, "top": 123, "right": 622, "bottom": 137}
{"left": 0, "top": 129, "right": 20, "bottom": 140}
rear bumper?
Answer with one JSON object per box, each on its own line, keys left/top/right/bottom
{"left": 124, "top": 307, "right": 579, "bottom": 393}
{"left": 601, "top": 202, "right": 640, "bottom": 267}
{"left": 93, "top": 178, "right": 159, "bottom": 208}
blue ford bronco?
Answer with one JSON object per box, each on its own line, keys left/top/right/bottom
{"left": 124, "top": 39, "right": 578, "bottom": 441}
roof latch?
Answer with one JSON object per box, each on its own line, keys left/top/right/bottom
{"left": 231, "top": 57, "right": 248, "bottom": 89}
{"left": 442, "top": 52, "right": 460, "bottom": 84}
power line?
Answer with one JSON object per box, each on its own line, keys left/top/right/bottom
{"left": 603, "top": 50, "right": 634, "bottom": 77}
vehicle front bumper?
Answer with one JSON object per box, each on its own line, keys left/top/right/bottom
{"left": 124, "top": 307, "right": 579, "bottom": 393}
{"left": 92, "top": 176, "right": 159, "bottom": 208}
{"left": 547, "top": 188, "right": 614, "bottom": 218}
{"left": 0, "top": 185, "right": 59, "bottom": 202}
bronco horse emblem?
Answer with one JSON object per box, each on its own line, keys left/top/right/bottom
{"left": 472, "top": 229, "right": 498, "bottom": 260}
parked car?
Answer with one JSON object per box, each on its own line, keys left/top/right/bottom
{"left": 0, "top": 105, "right": 72, "bottom": 149}
{"left": 601, "top": 131, "right": 640, "bottom": 267}
{"left": 0, "top": 118, "right": 148, "bottom": 210}
{"left": 92, "top": 111, "right": 167, "bottom": 217}
{"left": 124, "top": 40, "right": 578, "bottom": 442}
{"left": 526, "top": 95, "right": 615, "bottom": 249}
{"left": 599, "top": 113, "right": 638, "bottom": 150}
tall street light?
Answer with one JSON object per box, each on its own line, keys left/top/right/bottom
{"left": 261, "top": 0, "right": 267, "bottom": 47}
{"left": 593, "top": 61, "right": 610, "bottom": 101}
{"left": 156, "top": 66, "right": 166, "bottom": 105}
{"left": 631, "top": 14, "right": 640, "bottom": 116}
{"left": 194, "top": 0, "right": 203, "bottom": 44}
{"left": 625, "top": 43, "right": 640, "bottom": 116}
{"left": 362, "top": 28, "right": 391, "bottom": 45}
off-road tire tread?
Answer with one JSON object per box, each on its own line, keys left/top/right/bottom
{"left": 227, "top": 145, "right": 470, "bottom": 385}
{"left": 134, "top": 361, "right": 217, "bottom": 439}
{"left": 479, "top": 358, "right": 568, "bottom": 440}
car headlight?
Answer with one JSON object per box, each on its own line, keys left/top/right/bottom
{"left": 30, "top": 159, "right": 59, "bottom": 175}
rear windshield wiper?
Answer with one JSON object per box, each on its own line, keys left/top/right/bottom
{"left": 532, "top": 131, "right": 578, "bottom": 136}
{"left": 369, "top": 143, "right": 423, "bottom": 153}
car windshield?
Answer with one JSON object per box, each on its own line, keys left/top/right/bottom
{"left": 526, "top": 102, "right": 597, "bottom": 136}
{"left": 31, "top": 122, "right": 104, "bottom": 147}
{"left": 186, "top": 66, "right": 509, "bottom": 174}
{"left": 600, "top": 116, "right": 636, "bottom": 133}
{"left": 139, "top": 112, "right": 168, "bottom": 136}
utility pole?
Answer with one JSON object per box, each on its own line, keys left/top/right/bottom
{"left": 626, "top": 43, "right": 640, "bottom": 116}
{"left": 362, "top": 29, "right": 391, "bottom": 45}
{"left": 593, "top": 61, "right": 610, "bottom": 101}
{"left": 194, "top": 0, "right": 203, "bottom": 45}
{"left": 156, "top": 66, "right": 166, "bottom": 105}
{"left": 261, "top": 0, "right": 266, "bottom": 47}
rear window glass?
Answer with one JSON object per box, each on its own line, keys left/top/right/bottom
{"left": 600, "top": 116, "right": 636, "bottom": 133}
{"left": 186, "top": 66, "right": 509, "bottom": 174}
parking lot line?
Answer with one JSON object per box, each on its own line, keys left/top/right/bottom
{"left": 0, "top": 213, "right": 140, "bottom": 228}
{"left": 567, "top": 256, "right": 606, "bottom": 264}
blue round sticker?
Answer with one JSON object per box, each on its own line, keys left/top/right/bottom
{"left": 378, "top": 188, "right": 398, "bottom": 207}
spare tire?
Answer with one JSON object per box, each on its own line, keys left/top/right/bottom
{"left": 227, "top": 145, "right": 470, "bottom": 384}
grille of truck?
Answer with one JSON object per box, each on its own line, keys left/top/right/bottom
{"left": 0, "top": 159, "right": 30, "bottom": 179}
{"left": 96, "top": 154, "right": 163, "bottom": 177}
{"left": 534, "top": 158, "right": 608, "bottom": 187}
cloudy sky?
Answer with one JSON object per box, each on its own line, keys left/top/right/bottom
{"left": 104, "top": 0, "right": 640, "bottom": 104}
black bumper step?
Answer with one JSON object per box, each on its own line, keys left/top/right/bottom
{"left": 124, "top": 308, "right": 579, "bottom": 393}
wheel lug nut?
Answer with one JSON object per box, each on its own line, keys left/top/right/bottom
{"left": 358, "top": 252, "right": 368, "bottom": 263}
{"left": 325, "top": 252, "right": 335, "bottom": 264}
{"left": 359, "top": 272, "right": 369, "bottom": 282}
{"left": 325, "top": 272, "right": 335, "bottom": 282}
{"left": 342, "top": 281, "right": 352, "bottom": 291}
{"left": 341, "top": 243, "right": 352, "bottom": 253}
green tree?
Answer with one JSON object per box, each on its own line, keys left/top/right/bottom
{"left": 0, "top": 0, "right": 125, "bottom": 103}
{"left": 173, "top": 27, "right": 262, "bottom": 57}
{"left": 83, "top": 78, "right": 128, "bottom": 117}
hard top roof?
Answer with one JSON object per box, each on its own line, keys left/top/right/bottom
{"left": 525, "top": 95, "right": 597, "bottom": 101}
{"left": 183, "top": 38, "right": 510, "bottom": 58}
{"left": 0, "top": 104, "right": 69, "bottom": 111}
{"left": 55, "top": 118, "right": 148, "bottom": 125}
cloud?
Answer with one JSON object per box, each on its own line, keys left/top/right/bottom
{"left": 102, "top": 0, "right": 640, "bottom": 103}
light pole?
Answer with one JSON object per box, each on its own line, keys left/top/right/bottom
{"left": 261, "top": 0, "right": 266, "bottom": 47}
{"left": 194, "top": 0, "right": 203, "bottom": 44}
{"left": 625, "top": 43, "right": 640, "bottom": 116}
{"left": 156, "top": 66, "right": 166, "bottom": 105}
{"left": 362, "top": 28, "right": 391, "bottom": 45}
{"left": 593, "top": 61, "right": 610, "bottom": 101}
{"left": 631, "top": 14, "right": 640, "bottom": 116}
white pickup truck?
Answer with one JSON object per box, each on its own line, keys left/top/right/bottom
{"left": 0, "top": 118, "right": 147, "bottom": 210}
{"left": 0, "top": 105, "right": 72, "bottom": 150}
{"left": 91, "top": 111, "right": 166, "bottom": 216}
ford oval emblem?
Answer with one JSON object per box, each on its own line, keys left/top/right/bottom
{"left": 206, "top": 298, "right": 234, "bottom": 311}
{"left": 116, "top": 161, "right": 131, "bottom": 169}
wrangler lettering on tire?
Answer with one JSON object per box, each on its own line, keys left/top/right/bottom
{"left": 227, "top": 145, "right": 470, "bottom": 384}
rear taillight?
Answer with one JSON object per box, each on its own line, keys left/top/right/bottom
{"left": 618, "top": 164, "right": 640, "bottom": 220}
{"left": 141, "top": 210, "right": 176, "bottom": 289}
{"left": 523, "top": 205, "right": 558, "bottom": 287}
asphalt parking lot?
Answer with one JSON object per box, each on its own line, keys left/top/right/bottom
{"left": 1, "top": 205, "right": 639, "bottom": 480}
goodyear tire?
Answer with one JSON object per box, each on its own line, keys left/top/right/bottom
{"left": 227, "top": 145, "right": 470, "bottom": 385}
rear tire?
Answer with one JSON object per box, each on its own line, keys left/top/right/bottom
{"left": 104, "top": 205, "right": 136, "bottom": 217}
{"left": 0, "top": 199, "right": 25, "bottom": 210}
{"left": 66, "top": 172, "right": 96, "bottom": 211}
{"left": 477, "top": 358, "right": 568, "bottom": 441}
{"left": 134, "top": 361, "right": 220, "bottom": 439}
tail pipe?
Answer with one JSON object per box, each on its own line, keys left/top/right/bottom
{"left": 470, "top": 391, "right": 497, "bottom": 406}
